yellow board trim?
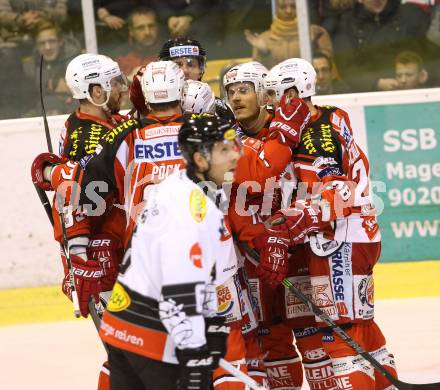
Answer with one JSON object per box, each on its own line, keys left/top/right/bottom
{"left": 1, "top": 261, "right": 439, "bottom": 326}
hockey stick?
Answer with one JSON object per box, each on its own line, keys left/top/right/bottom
{"left": 219, "top": 359, "right": 265, "bottom": 390}
{"left": 36, "top": 55, "right": 81, "bottom": 317}
{"left": 236, "top": 240, "right": 440, "bottom": 390}
{"left": 39, "top": 55, "right": 53, "bottom": 153}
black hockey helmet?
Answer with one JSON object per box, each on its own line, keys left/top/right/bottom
{"left": 178, "top": 114, "right": 237, "bottom": 168}
{"left": 159, "top": 37, "right": 207, "bottom": 77}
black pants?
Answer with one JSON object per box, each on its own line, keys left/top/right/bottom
{"left": 108, "top": 344, "right": 180, "bottom": 390}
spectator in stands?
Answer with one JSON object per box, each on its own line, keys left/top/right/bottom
{"left": 377, "top": 50, "right": 429, "bottom": 91}
{"left": 427, "top": 2, "right": 440, "bottom": 47}
{"left": 313, "top": 50, "right": 351, "bottom": 94}
{"left": 0, "top": 0, "right": 70, "bottom": 119}
{"left": 244, "top": 0, "right": 333, "bottom": 69}
{"left": 95, "top": 0, "right": 139, "bottom": 30}
{"left": 425, "top": 3, "right": 440, "bottom": 86}
{"left": 113, "top": 7, "right": 163, "bottom": 81}
{"left": 317, "top": 0, "right": 355, "bottom": 35}
{"left": 23, "top": 21, "right": 81, "bottom": 115}
{"left": 0, "top": 0, "right": 67, "bottom": 38}
{"left": 331, "top": 0, "right": 430, "bottom": 92}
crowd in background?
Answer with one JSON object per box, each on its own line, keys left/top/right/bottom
{"left": 0, "top": 0, "right": 439, "bottom": 120}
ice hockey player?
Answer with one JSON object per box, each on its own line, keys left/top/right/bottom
{"left": 30, "top": 52, "right": 136, "bottom": 390}
{"left": 99, "top": 114, "right": 241, "bottom": 390}
{"left": 222, "top": 60, "right": 331, "bottom": 390}
{"left": 59, "top": 53, "right": 130, "bottom": 158}
{"left": 262, "top": 57, "right": 397, "bottom": 390}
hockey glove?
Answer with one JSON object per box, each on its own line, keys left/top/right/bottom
{"left": 318, "top": 175, "right": 353, "bottom": 221}
{"left": 129, "top": 66, "right": 149, "bottom": 116}
{"left": 31, "top": 152, "right": 64, "bottom": 191}
{"left": 265, "top": 202, "right": 323, "bottom": 247}
{"left": 254, "top": 234, "right": 290, "bottom": 285}
{"left": 175, "top": 345, "right": 213, "bottom": 390}
{"left": 88, "top": 234, "right": 121, "bottom": 291}
{"left": 205, "top": 316, "right": 230, "bottom": 368}
{"left": 62, "top": 255, "right": 102, "bottom": 318}
{"left": 269, "top": 95, "right": 311, "bottom": 149}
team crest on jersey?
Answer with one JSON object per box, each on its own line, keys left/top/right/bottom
{"left": 189, "top": 189, "right": 207, "bottom": 223}
{"left": 216, "top": 284, "right": 234, "bottom": 315}
{"left": 107, "top": 282, "right": 131, "bottom": 312}
{"left": 189, "top": 243, "right": 203, "bottom": 268}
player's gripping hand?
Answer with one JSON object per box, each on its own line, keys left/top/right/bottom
{"left": 205, "top": 316, "right": 230, "bottom": 367}
{"left": 254, "top": 234, "right": 290, "bottom": 285}
{"left": 62, "top": 255, "right": 102, "bottom": 318}
{"left": 175, "top": 346, "right": 213, "bottom": 390}
{"left": 129, "top": 66, "right": 149, "bottom": 116}
{"left": 269, "top": 95, "right": 311, "bottom": 149}
{"left": 318, "top": 175, "right": 353, "bottom": 221}
{"left": 265, "top": 202, "right": 323, "bottom": 247}
{"left": 88, "top": 234, "right": 121, "bottom": 291}
{"left": 31, "top": 152, "right": 64, "bottom": 191}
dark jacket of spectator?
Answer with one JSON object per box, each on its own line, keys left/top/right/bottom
{"left": 23, "top": 33, "right": 80, "bottom": 115}
{"left": 332, "top": 0, "right": 429, "bottom": 92}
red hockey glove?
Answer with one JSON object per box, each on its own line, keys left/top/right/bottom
{"left": 269, "top": 95, "right": 311, "bottom": 149}
{"left": 88, "top": 234, "right": 121, "bottom": 291}
{"left": 129, "top": 66, "right": 149, "bottom": 116}
{"left": 266, "top": 202, "right": 323, "bottom": 247}
{"left": 254, "top": 234, "right": 290, "bottom": 285}
{"left": 62, "top": 255, "right": 102, "bottom": 318}
{"left": 31, "top": 152, "right": 64, "bottom": 191}
{"left": 318, "top": 175, "right": 353, "bottom": 221}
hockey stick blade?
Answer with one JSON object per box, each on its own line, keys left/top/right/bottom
{"left": 219, "top": 359, "right": 265, "bottom": 390}
{"left": 233, "top": 237, "right": 440, "bottom": 390}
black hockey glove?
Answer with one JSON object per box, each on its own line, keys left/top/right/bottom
{"left": 175, "top": 345, "right": 213, "bottom": 390}
{"left": 205, "top": 316, "right": 230, "bottom": 368}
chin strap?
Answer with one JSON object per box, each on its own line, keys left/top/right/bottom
{"left": 87, "top": 91, "right": 113, "bottom": 119}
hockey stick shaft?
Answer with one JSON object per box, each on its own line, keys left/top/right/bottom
{"left": 33, "top": 183, "right": 54, "bottom": 225}
{"left": 219, "top": 359, "right": 265, "bottom": 390}
{"left": 39, "top": 56, "right": 53, "bottom": 153}
{"left": 55, "top": 194, "right": 80, "bottom": 317}
{"left": 237, "top": 240, "right": 440, "bottom": 390}
{"left": 38, "top": 56, "right": 80, "bottom": 317}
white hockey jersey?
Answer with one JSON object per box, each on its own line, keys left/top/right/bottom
{"left": 99, "top": 170, "right": 238, "bottom": 364}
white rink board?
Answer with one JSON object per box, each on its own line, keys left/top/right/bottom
{"left": 0, "top": 89, "right": 439, "bottom": 289}
{"left": 0, "top": 298, "right": 439, "bottom": 389}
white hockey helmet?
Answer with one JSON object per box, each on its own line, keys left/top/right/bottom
{"left": 223, "top": 61, "right": 268, "bottom": 105}
{"left": 65, "top": 53, "right": 123, "bottom": 100}
{"left": 141, "top": 60, "right": 185, "bottom": 104}
{"left": 182, "top": 80, "right": 216, "bottom": 114}
{"left": 265, "top": 58, "right": 317, "bottom": 100}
